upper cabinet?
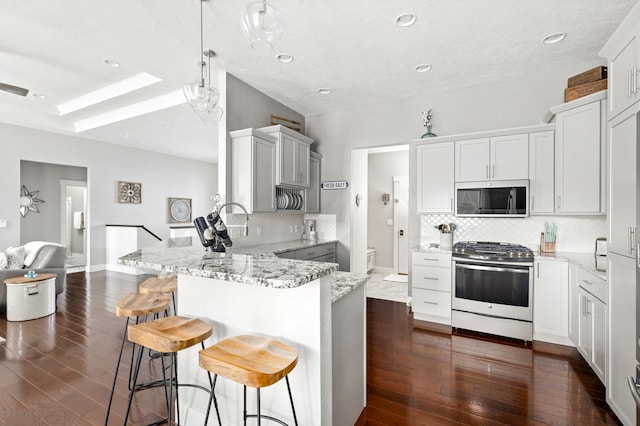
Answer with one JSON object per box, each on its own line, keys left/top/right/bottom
{"left": 529, "top": 131, "right": 555, "bottom": 214}
{"left": 455, "top": 134, "right": 528, "bottom": 182}
{"left": 554, "top": 99, "right": 607, "bottom": 215}
{"left": 305, "top": 151, "right": 322, "bottom": 213}
{"left": 259, "top": 125, "right": 313, "bottom": 188}
{"left": 230, "top": 128, "right": 277, "bottom": 213}
{"left": 609, "top": 33, "right": 638, "bottom": 119}
{"left": 416, "top": 142, "right": 454, "bottom": 213}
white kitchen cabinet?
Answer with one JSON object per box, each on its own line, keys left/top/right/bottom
{"left": 230, "top": 128, "right": 276, "bottom": 213}
{"left": 602, "top": 24, "right": 639, "bottom": 120}
{"left": 568, "top": 263, "right": 579, "bottom": 345}
{"left": 490, "top": 134, "right": 529, "bottom": 180}
{"left": 411, "top": 251, "right": 452, "bottom": 325}
{"left": 416, "top": 142, "right": 454, "bottom": 213}
{"left": 533, "top": 258, "right": 570, "bottom": 345}
{"left": 305, "top": 151, "right": 322, "bottom": 213}
{"left": 554, "top": 99, "right": 606, "bottom": 214}
{"left": 608, "top": 105, "right": 637, "bottom": 257}
{"left": 576, "top": 269, "right": 607, "bottom": 384}
{"left": 455, "top": 138, "right": 490, "bottom": 181}
{"left": 259, "top": 125, "right": 313, "bottom": 188}
{"left": 455, "top": 135, "right": 528, "bottom": 182}
{"left": 607, "top": 252, "right": 638, "bottom": 426}
{"left": 528, "top": 131, "right": 555, "bottom": 214}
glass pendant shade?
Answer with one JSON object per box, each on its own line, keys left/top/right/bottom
{"left": 199, "top": 105, "right": 224, "bottom": 125}
{"left": 183, "top": 77, "right": 220, "bottom": 116}
{"left": 241, "top": 1, "right": 284, "bottom": 51}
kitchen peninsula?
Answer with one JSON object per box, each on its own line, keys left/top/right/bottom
{"left": 119, "top": 237, "right": 367, "bottom": 426}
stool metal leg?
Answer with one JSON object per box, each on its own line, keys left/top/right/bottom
{"left": 243, "top": 385, "right": 248, "bottom": 426}
{"left": 104, "top": 317, "right": 130, "bottom": 426}
{"left": 285, "top": 376, "right": 298, "bottom": 426}
{"left": 123, "top": 342, "right": 145, "bottom": 425}
{"left": 257, "top": 387, "right": 261, "bottom": 426}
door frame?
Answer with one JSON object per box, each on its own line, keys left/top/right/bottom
{"left": 393, "top": 175, "right": 409, "bottom": 275}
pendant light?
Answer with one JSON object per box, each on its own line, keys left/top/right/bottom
{"left": 199, "top": 50, "right": 224, "bottom": 125}
{"left": 241, "top": 0, "right": 284, "bottom": 51}
{"left": 183, "top": 0, "right": 221, "bottom": 123}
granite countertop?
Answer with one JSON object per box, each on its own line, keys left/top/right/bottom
{"left": 329, "top": 271, "right": 369, "bottom": 303}
{"left": 119, "top": 237, "right": 338, "bottom": 289}
{"left": 536, "top": 252, "right": 607, "bottom": 281}
{"left": 411, "top": 245, "right": 453, "bottom": 255}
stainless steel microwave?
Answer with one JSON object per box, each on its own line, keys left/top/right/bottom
{"left": 455, "top": 180, "right": 529, "bottom": 217}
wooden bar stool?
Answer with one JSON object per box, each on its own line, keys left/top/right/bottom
{"left": 125, "top": 315, "right": 221, "bottom": 426}
{"left": 139, "top": 276, "right": 178, "bottom": 314}
{"left": 105, "top": 292, "right": 172, "bottom": 425}
{"left": 199, "top": 335, "right": 299, "bottom": 426}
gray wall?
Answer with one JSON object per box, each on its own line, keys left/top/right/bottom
{"left": 306, "top": 59, "right": 606, "bottom": 270}
{"left": 20, "top": 160, "right": 87, "bottom": 245}
{"left": 367, "top": 150, "right": 408, "bottom": 269}
{"left": 1, "top": 123, "right": 217, "bottom": 268}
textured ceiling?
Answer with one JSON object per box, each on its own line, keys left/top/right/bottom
{"left": 1, "top": 0, "right": 636, "bottom": 163}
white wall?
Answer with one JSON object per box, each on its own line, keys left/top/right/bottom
{"left": 367, "top": 150, "right": 408, "bottom": 269}
{"left": 0, "top": 123, "right": 217, "bottom": 268}
{"left": 306, "top": 59, "right": 606, "bottom": 270}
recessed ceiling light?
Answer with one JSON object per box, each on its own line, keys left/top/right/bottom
{"left": 162, "top": 124, "right": 172, "bottom": 128}
{"left": 542, "top": 32, "right": 566, "bottom": 44}
{"left": 57, "top": 72, "right": 162, "bottom": 115}
{"left": 415, "top": 64, "right": 432, "bottom": 73}
{"left": 104, "top": 59, "right": 120, "bottom": 67}
{"left": 395, "top": 13, "right": 416, "bottom": 27}
{"left": 277, "top": 53, "right": 294, "bottom": 63}
{"left": 318, "top": 88, "right": 331, "bottom": 95}
{"left": 32, "top": 93, "right": 46, "bottom": 99}
{"left": 121, "top": 133, "right": 130, "bottom": 138}
{"left": 74, "top": 90, "right": 185, "bottom": 132}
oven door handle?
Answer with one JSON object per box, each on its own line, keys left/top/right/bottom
{"left": 628, "top": 376, "right": 640, "bottom": 407}
{"left": 455, "top": 263, "right": 530, "bottom": 274}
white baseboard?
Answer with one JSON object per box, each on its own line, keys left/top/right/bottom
{"left": 372, "top": 266, "right": 394, "bottom": 275}
{"left": 87, "top": 264, "right": 106, "bottom": 272}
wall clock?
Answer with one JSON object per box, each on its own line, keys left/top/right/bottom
{"left": 168, "top": 198, "right": 192, "bottom": 223}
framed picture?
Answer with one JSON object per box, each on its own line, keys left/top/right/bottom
{"left": 168, "top": 197, "right": 192, "bottom": 223}
{"left": 118, "top": 181, "right": 142, "bottom": 204}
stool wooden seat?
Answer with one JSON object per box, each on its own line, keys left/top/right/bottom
{"left": 124, "top": 316, "right": 221, "bottom": 425}
{"left": 105, "top": 292, "right": 172, "bottom": 424}
{"left": 199, "top": 335, "right": 299, "bottom": 425}
{"left": 139, "top": 276, "right": 178, "bottom": 294}
{"left": 116, "top": 292, "right": 171, "bottom": 317}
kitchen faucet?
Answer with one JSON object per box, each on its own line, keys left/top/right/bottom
{"left": 212, "top": 199, "right": 249, "bottom": 237}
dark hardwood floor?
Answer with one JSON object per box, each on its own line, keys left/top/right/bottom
{"left": 0, "top": 271, "right": 622, "bottom": 425}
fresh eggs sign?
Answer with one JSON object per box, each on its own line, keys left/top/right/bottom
{"left": 321, "top": 180, "right": 349, "bottom": 190}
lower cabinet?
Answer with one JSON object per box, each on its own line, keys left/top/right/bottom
{"left": 411, "top": 251, "right": 452, "bottom": 324}
{"left": 276, "top": 242, "right": 337, "bottom": 263}
{"left": 575, "top": 267, "right": 607, "bottom": 384}
{"left": 533, "top": 258, "right": 570, "bottom": 345}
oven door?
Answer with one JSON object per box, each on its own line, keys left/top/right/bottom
{"left": 452, "top": 259, "right": 533, "bottom": 322}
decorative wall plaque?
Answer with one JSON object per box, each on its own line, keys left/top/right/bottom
{"left": 19, "top": 185, "right": 45, "bottom": 216}
{"left": 118, "top": 181, "right": 142, "bottom": 204}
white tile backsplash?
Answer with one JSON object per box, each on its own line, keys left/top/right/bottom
{"left": 225, "top": 212, "right": 337, "bottom": 246}
{"left": 421, "top": 214, "right": 606, "bottom": 253}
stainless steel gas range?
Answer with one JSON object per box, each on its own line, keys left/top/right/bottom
{"left": 451, "top": 241, "right": 534, "bottom": 342}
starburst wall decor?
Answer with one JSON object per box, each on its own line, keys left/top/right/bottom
{"left": 19, "top": 185, "right": 45, "bottom": 217}
{"left": 118, "top": 181, "right": 142, "bottom": 204}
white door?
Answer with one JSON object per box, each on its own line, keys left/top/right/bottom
{"left": 350, "top": 149, "right": 368, "bottom": 273}
{"left": 394, "top": 176, "right": 409, "bottom": 275}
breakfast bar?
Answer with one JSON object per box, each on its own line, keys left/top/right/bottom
{"left": 119, "top": 237, "right": 367, "bottom": 426}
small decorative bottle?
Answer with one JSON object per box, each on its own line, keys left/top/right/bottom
{"left": 421, "top": 109, "right": 437, "bottom": 138}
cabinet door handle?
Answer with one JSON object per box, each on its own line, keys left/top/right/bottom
{"left": 423, "top": 301, "right": 439, "bottom": 305}
{"left": 531, "top": 195, "right": 535, "bottom": 210}
{"left": 634, "top": 65, "right": 638, "bottom": 95}
{"left": 637, "top": 242, "right": 640, "bottom": 268}
{"left": 536, "top": 263, "right": 539, "bottom": 279}
{"left": 492, "top": 164, "right": 495, "bottom": 178}
{"left": 450, "top": 198, "right": 453, "bottom": 211}
{"left": 423, "top": 277, "right": 439, "bottom": 280}
{"left": 630, "top": 69, "right": 633, "bottom": 99}
{"left": 557, "top": 196, "right": 561, "bottom": 210}
{"left": 631, "top": 227, "right": 636, "bottom": 255}
{"left": 485, "top": 165, "right": 489, "bottom": 179}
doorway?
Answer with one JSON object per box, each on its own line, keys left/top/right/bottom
{"left": 393, "top": 176, "right": 409, "bottom": 275}
{"left": 60, "top": 180, "right": 88, "bottom": 269}
{"left": 350, "top": 144, "right": 409, "bottom": 274}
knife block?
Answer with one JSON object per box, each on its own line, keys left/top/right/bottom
{"left": 540, "top": 232, "right": 556, "bottom": 253}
